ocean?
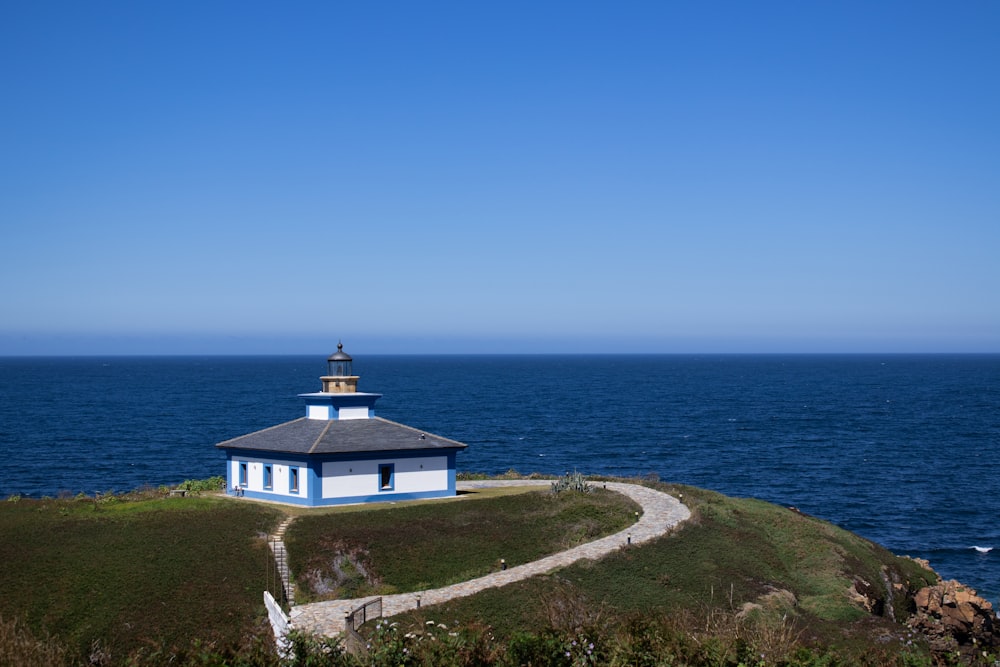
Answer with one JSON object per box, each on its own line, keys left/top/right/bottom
{"left": 1, "top": 354, "right": 997, "bottom": 604}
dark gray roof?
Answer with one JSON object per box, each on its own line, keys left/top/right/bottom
{"left": 215, "top": 416, "right": 467, "bottom": 455}
{"left": 328, "top": 342, "right": 352, "bottom": 362}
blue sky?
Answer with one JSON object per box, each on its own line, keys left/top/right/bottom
{"left": 1, "top": 1, "right": 997, "bottom": 354}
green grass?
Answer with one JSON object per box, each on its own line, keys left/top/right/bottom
{"left": 385, "top": 482, "right": 940, "bottom": 663}
{"left": 284, "top": 486, "right": 640, "bottom": 601}
{"left": 0, "top": 478, "right": 952, "bottom": 666}
{"left": 0, "top": 493, "right": 281, "bottom": 664}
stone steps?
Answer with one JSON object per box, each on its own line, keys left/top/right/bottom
{"left": 269, "top": 516, "right": 297, "bottom": 604}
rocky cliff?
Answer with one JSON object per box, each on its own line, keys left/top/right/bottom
{"left": 906, "top": 571, "right": 997, "bottom": 659}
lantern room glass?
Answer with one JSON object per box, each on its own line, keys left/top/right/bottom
{"left": 328, "top": 357, "right": 352, "bottom": 376}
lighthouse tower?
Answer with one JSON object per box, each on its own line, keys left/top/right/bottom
{"left": 300, "top": 342, "right": 382, "bottom": 421}
{"left": 321, "top": 342, "right": 359, "bottom": 393}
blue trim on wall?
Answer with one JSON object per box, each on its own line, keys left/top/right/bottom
{"left": 237, "top": 489, "right": 315, "bottom": 506}
{"left": 299, "top": 392, "right": 381, "bottom": 413}
{"left": 221, "top": 447, "right": 463, "bottom": 507}
{"left": 307, "top": 488, "right": 457, "bottom": 506}
{"left": 222, "top": 447, "right": 462, "bottom": 465}
{"left": 225, "top": 449, "right": 314, "bottom": 465}
{"left": 234, "top": 487, "right": 456, "bottom": 507}
{"left": 307, "top": 462, "right": 322, "bottom": 505}
{"left": 308, "top": 448, "right": 465, "bottom": 464}
{"left": 447, "top": 451, "right": 457, "bottom": 494}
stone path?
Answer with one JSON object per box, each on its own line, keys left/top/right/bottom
{"left": 289, "top": 480, "right": 690, "bottom": 637}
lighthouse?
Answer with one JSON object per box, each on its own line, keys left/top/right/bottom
{"left": 216, "top": 343, "right": 467, "bottom": 506}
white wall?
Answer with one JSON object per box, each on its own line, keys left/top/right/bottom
{"left": 321, "top": 456, "right": 448, "bottom": 498}
{"left": 307, "top": 405, "right": 333, "bottom": 420}
{"left": 264, "top": 591, "right": 292, "bottom": 659}
{"left": 232, "top": 457, "right": 308, "bottom": 498}
{"left": 337, "top": 406, "right": 370, "bottom": 420}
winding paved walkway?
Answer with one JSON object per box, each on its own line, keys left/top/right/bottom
{"left": 289, "top": 480, "right": 690, "bottom": 637}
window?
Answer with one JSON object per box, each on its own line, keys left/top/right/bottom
{"left": 238, "top": 462, "right": 248, "bottom": 487}
{"left": 289, "top": 467, "right": 299, "bottom": 493}
{"left": 264, "top": 464, "right": 273, "bottom": 489}
{"left": 378, "top": 463, "right": 394, "bottom": 491}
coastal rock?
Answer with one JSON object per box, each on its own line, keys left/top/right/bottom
{"left": 846, "top": 569, "right": 900, "bottom": 619}
{"left": 908, "top": 579, "right": 996, "bottom": 652}
{"left": 849, "top": 577, "right": 879, "bottom": 613}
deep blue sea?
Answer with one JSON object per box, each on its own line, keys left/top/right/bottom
{"left": 1, "top": 354, "right": 998, "bottom": 604}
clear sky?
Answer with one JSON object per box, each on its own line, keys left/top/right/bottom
{"left": 1, "top": 1, "right": 997, "bottom": 355}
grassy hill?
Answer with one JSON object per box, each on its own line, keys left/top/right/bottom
{"left": 284, "top": 483, "right": 640, "bottom": 602}
{"left": 0, "top": 487, "right": 282, "bottom": 665}
{"left": 377, "top": 481, "right": 942, "bottom": 665}
{"left": 1, "top": 477, "right": 987, "bottom": 666}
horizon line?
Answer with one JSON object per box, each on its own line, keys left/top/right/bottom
{"left": 3, "top": 350, "right": 999, "bottom": 358}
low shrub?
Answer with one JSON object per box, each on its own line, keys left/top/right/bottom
{"left": 551, "top": 470, "right": 592, "bottom": 494}
{"left": 176, "top": 476, "right": 227, "bottom": 493}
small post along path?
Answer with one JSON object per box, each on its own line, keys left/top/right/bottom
{"left": 288, "top": 480, "right": 691, "bottom": 637}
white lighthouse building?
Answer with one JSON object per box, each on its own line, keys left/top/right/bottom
{"left": 216, "top": 343, "right": 467, "bottom": 506}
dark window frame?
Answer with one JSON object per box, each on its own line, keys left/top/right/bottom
{"left": 378, "top": 463, "right": 394, "bottom": 491}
